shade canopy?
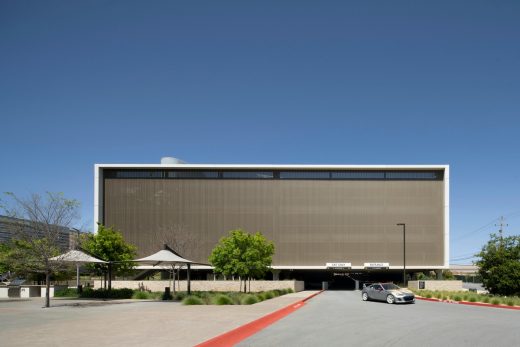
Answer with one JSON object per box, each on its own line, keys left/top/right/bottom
{"left": 134, "top": 245, "right": 196, "bottom": 295}
{"left": 50, "top": 249, "right": 107, "bottom": 264}
{"left": 134, "top": 247, "right": 194, "bottom": 266}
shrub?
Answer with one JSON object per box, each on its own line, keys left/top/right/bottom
{"left": 228, "top": 293, "right": 243, "bottom": 305}
{"left": 79, "top": 288, "right": 134, "bottom": 299}
{"left": 182, "top": 296, "right": 204, "bottom": 305}
{"left": 132, "top": 291, "right": 150, "bottom": 300}
{"left": 482, "top": 296, "right": 490, "bottom": 303}
{"left": 241, "top": 294, "right": 259, "bottom": 305}
{"left": 174, "top": 292, "right": 187, "bottom": 301}
{"left": 491, "top": 298, "right": 501, "bottom": 305}
{"left": 264, "top": 291, "right": 274, "bottom": 300}
{"left": 462, "top": 294, "right": 469, "bottom": 301}
{"left": 162, "top": 291, "right": 173, "bottom": 301}
{"left": 441, "top": 295, "right": 448, "bottom": 300}
{"left": 452, "top": 295, "right": 462, "bottom": 301}
{"left": 506, "top": 299, "right": 515, "bottom": 306}
{"left": 213, "top": 294, "right": 233, "bottom": 305}
{"left": 255, "top": 294, "right": 264, "bottom": 302}
{"left": 425, "top": 293, "right": 432, "bottom": 299}
{"left": 286, "top": 288, "right": 294, "bottom": 293}
{"left": 54, "top": 288, "right": 79, "bottom": 298}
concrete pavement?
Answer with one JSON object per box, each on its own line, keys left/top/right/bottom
{"left": 0, "top": 291, "right": 317, "bottom": 347}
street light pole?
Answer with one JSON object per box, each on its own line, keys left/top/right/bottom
{"left": 397, "top": 223, "right": 406, "bottom": 287}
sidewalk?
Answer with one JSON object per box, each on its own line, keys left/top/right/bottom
{"left": 0, "top": 291, "right": 318, "bottom": 347}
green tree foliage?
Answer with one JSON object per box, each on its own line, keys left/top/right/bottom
{"left": 442, "top": 270, "right": 455, "bottom": 280}
{"left": 209, "top": 229, "right": 274, "bottom": 292}
{"left": 81, "top": 224, "right": 137, "bottom": 288}
{"left": 0, "top": 242, "right": 13, "bottom": 274}
{"left": 476, "top": 233, "right": 520, "bottom": 296}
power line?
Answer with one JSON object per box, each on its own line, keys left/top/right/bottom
{"left": 453, "top": 211, "right": 519, "bottom": 241}
{"left": 453, "top": 217, "right": 499, "bottom": 241}
{"left": 450, "top": 255, "right": 478, "bottom": 261}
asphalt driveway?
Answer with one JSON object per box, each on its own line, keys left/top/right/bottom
{"left": 239, "top": 291, "right": 520, "bottom": 347}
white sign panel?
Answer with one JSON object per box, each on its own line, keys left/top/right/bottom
{"left": 364, "top": 262, "right": 390, "bottom": 269}
{"left": 326, "top": 262, "right": 352, "bottom": 269}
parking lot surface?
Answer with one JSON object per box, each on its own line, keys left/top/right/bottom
{"left": 239, "top": 291, "right": 520, "bottom": 347}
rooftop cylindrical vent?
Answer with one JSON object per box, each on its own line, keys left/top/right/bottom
{"left": 160, "top": 157, "right": 186, "bottom": 164}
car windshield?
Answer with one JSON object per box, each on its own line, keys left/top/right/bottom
{"left": 382, "top": 283, "right": 400, "bottom": 290}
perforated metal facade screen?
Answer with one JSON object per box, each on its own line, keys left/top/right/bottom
{"left": 102, "top": 168, "right": 446, "bottom": 268}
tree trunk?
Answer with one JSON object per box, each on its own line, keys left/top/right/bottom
{"left": 177, "top": 267, "right": 181, "bottom": 291}
{"left": 243, "top": 278, "right": 247, "bottom": 293}
{"left": 172, "top": 266, "right": 175, "bottom": 295}
{"left": 45, "top": 271, "right": 51, "bottom": 308}
{"left": 248, "top": 277, "right": 251, "bottom": 293}
{"left": 108, "top": 262, "right": 112, "bottom": 290}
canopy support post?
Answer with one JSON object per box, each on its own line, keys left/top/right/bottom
{"left": 187, "top": 263, "right": 191, "bottom": 295}
{"left": 76, "top": 264, "right": 80, "bottom": 288}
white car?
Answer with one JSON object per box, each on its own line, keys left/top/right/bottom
{"left": 361, "top": 283, "right": 415, "bottom": 304}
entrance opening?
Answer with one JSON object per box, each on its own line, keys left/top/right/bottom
{"left": 329, "top": 274, "right": 356, "bottom": 290}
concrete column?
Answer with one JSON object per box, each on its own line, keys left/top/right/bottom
{"left": 272, "top": 269, "right": 281, "bottom": 281}
{"left": 436, "top": 269, "right": 443, "bottom": 280}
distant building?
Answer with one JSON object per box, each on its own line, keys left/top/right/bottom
{"left": 0, "top": 215, "right": 78, "bottom": 251}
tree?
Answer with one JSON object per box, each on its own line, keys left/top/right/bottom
{"left": 156, "top": 223, "right": 195, "bottom": 257}
{"left": 0, "top": 192, "right": 80, "bottom": 307}
{"left": 81, "top": 224, "right": 137, "bottom": 289}
{"left": 0, "top": 242, "right": 12, "bottom": 275}
{"left": 156, "top": 223, "right": 196, "bottom": 290}
{"left": 476, "top": 233, "right": 520, "bottom": 296}
{"left": 209, "top": 229, "right": 275, "bottom": 292}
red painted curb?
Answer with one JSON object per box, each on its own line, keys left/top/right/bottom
{"left": 195, "top": 290, "right": 324, "bottom": 347}
{"left": 416, "top": 296, "right": 520, "bottom": 310}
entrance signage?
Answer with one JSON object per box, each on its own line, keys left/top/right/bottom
{"left": 364, "top": 262, "right": 390, "bottom": 269}
{"left": 326, "top": 262, "right": 351, "bottom": 270}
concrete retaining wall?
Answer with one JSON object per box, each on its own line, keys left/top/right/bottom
{"left": 408, "top": 280, "right": 465, "bottom": 291}
{"left": 94, "top": 280, "right": 304, "bottom": 293}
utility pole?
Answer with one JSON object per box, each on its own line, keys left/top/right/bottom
{"left": 495, "top": 216, "right": 508, "bottom": 246}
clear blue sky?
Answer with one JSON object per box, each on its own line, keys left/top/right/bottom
{"left": 1, "top": 1, "right": 519, "bottom": 264}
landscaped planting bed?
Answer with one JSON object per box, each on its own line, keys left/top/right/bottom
{"left": 412, "top": 289, "right": 520, "bottom": 307}
{"left": 54, "top": 287, "right": 294, "bottom": 304}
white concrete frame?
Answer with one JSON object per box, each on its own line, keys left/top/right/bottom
{"left": 94, "top": 163, "right": 450, "bottom": 269}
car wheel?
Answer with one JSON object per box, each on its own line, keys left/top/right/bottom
{"left": 386, "top": 294, "right": 395, "bottom": 304}
{"left": 362, "top": 292, "right": 368, "bottom": 301}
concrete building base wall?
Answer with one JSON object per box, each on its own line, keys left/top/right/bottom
{"left": 408, "top": 280, "right": 465, "bottom": 291}
{"left": 21, "top": 286, "right": 41, "bottom": 298}
{"left": 94, "top": 280, "right": 304, "bottom": 293}
{"left": 41, "top": 285, "right": 67, "bottom": 298}
{"left": 0, "top": 287, "right": 8, "bottom": 298}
